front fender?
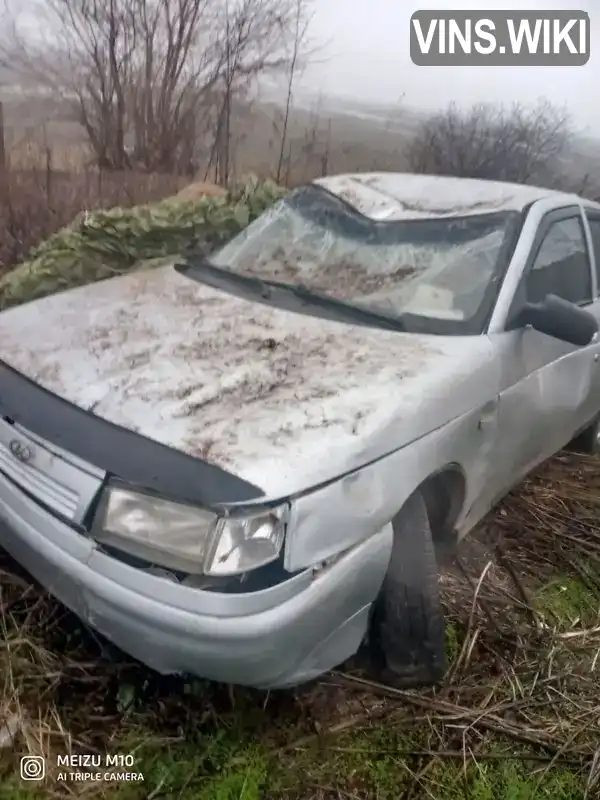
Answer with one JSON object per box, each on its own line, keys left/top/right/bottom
{"left": 283, "top": 401, "right": 497, "bottom": 572}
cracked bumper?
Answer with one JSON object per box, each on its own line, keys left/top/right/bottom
{"left": 0, "top": 472, "right": 392, "bottom": 688}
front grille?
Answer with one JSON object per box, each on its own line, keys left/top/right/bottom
{"left": 0, "top": 419, "right": 105, "bottom": 525}
{"left": 0, "top": 442, "right": 79, "bottom": 518}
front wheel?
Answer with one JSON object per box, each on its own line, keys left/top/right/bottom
{"left": 368, "top": 490, "right": 446, "bottom": 688}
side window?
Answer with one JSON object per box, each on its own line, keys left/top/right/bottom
{"left": 585, "top": 214, "right": 600, "bottom": 293}
{"left": 525, "top": 217, "right": 592, "bottom": 306}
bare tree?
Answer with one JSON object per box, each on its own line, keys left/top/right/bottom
{"left": 405, "top": 100, "right": 571, "bottom": 186}
{"left": 274, "top": 0, "right": 310, "bottom": 184}
{"left": 2, "top": 0, "right": 313, "bottom": 175}
{"left": 209, "top": 0, "right": 314, "bottom": 186}
{"left": 0, "top": 102, "right": 5, "bottom": 173}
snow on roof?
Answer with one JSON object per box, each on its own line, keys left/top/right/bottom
{"left": 314, "top": 172, "right": 576, "bottom": 221}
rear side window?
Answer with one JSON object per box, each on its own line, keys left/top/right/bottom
{"left": 585, "top": 213, "right": 600, "bottom": 294}
{"left": 525, "top": 216, "right": 592, "bottom": 306}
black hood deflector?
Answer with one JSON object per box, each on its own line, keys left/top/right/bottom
{"left": 0, "top": 360, "right": 263, "bottom": 507}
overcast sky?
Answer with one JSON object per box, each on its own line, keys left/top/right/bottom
{"left": 7, "top": 0, "right": 596, "bottom": 136}
{"left": 297, "top": 0, "right": 597, "bottom": 135}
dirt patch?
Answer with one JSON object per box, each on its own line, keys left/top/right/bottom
{"left": 173, "top": 181, "right": 228, "bottom": 202}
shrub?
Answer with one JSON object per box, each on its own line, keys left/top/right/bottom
{"left": 0, "top": 175, "right": 285, "bottom": 310}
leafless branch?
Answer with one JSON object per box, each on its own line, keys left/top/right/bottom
{"left": 405, "top": 100, "right": 572, "bottom": 187}
{"left": 1, "top": 0, "right": 314, "bottom": 175}
{"left": 274, "top": 0, "right": 311, "bottom": 184}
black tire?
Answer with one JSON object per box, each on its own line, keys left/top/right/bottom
{"left": 567, "top": 417, "right": 600, "bottom": 456}
{"left": 368, "top": 490, "right": 446, "bottom": 688}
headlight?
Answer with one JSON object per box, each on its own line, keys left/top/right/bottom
{"left": 204, "top": 506, "right": 288, "bottom": 577}
{"left": 93, "top": 485, "right": 288, "bottom": 577}
{"left": 93, "top": 486, "right": 217, "bottom": 574}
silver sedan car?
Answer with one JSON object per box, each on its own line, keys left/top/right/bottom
{"left": 0, "top": 172, "right": 598, "bottom": 689}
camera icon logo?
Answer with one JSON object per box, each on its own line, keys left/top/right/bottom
{"left": 20, "top": 756, "right": 45, "bottom": 780}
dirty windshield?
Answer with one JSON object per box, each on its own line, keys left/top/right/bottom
{"left": 209, "top": 185, "right": 519, "bottom": 333}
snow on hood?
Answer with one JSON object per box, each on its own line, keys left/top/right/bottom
{"left": 0, "top": 265, "right": 494, "bottom": 498}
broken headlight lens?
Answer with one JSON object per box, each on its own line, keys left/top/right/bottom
{"left": 93, "top": 487, "right": 217, "bottom": 574}
{"left": 203, "top": 506, "right": 288, "bottom": 577}
{"left": 93, "top": 486, "right": 289, "bottom": 578}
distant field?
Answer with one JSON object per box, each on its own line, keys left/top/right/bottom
{"left": 2, "top": 88, "right": 599, "bottom": 188}
{"left": 0, "top": 90, "right": 419, "bottom": 180}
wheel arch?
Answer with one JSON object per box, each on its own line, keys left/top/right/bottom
{"left": 416, "top": 463, "right": 467, "bottom": 547}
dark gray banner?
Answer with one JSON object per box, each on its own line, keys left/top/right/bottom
{"left": 410, "top": 9, "right": 590, "bottom": 66}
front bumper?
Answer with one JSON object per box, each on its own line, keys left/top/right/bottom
{"left": 0, "top": 472, "right": 392, "bottom": 688}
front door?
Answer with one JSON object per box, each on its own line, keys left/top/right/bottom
{"left": 489, "top": 206, "right": 600, "bottom": 499}
{"left": 580, "top": 207, "right": 600, "bottom": 419}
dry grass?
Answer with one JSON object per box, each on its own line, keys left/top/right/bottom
{"left": 6, "top": 141, "right": 91, "bottom": 172}
{"left": 0, "top": 452, "right": 598, "bottom": 798}
{"left": 0, "top": 165, "right": 188, "bottom": 273}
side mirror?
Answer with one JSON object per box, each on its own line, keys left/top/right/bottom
{"left": 515, "top": 294, "right": 598, "bottom": 347}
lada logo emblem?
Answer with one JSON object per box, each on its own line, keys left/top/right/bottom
{"left": 9, "top": 439, "right": 34, "bottom": 463}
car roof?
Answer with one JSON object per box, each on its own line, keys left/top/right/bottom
{"left": 313, "top": 172, "right": 582, "bottom": 222}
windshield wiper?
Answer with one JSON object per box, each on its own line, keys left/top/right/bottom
{"left": 175, "top": 256, "right": 406, "bottom": 332}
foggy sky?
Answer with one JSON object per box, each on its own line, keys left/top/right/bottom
{"left": 8, "top": 0, "right": 597, "bottom": 135}
{"left": 297, "top": 0, "right": 597, "bottom": 134}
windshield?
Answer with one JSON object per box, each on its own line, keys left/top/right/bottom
{"left": 209, "top": 185, "right": 521, "bottom": 334}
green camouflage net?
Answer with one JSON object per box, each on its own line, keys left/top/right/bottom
{"left": 0, "top": 175, "right": 286, "bottom": 310}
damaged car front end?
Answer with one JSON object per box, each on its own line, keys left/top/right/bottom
{"left": 0, "top": 354, "right": 398, "bottom": 688}
{"left": 2, "top": 172, "right": 598, "bottom": 689}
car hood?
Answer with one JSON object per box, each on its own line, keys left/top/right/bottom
{"left": 0, "top": 265, "right": 496, "bottom": 499}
